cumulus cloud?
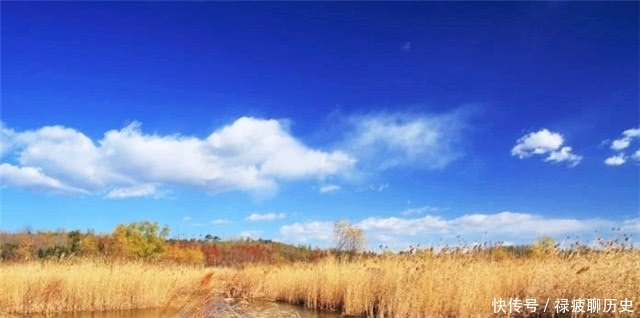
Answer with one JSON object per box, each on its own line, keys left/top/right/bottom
{"left": 0, "top": 163, "right": 88, "bottom": 194}
{"left": 319, "top": 184, "right": 341, "bottom": 193}
{"left": 611, "top": 128, "right": 640, "bottom": 151}
{"left": 511, "top": 129, "right": 582, "bottom": 167}
{"left": 11, "top": 125, "right": 107, "bottom": 189}
{"left": 246, "top": 212, "right": 286, "bottom": 222}
{"left": 279, "top": 221, "right": 334, "bottom": 243}
{"left": 611, "top": 139, "right": 631, "bottom": 151}
{"left": 278, "top": 211, "right": 631, "bottom": 250}
{"left": 604, "top": 154, "right": 626, "bottom": 166}
{"left": 0, "top": 123, "right": 16, "bottom": 158}
{"left": 0, "top": 117, "right": 355, "bottom": 197}
{"left": 362, "top": 212, "right": 609, "bottom": 237}
{"left": 605, "top": 127, "right": 640, "bottom": 166}
{"left": 344, "top": 109, "right": 470, "bottom": 170}
{"left": 207, "top": 118, "right": 354, "bottom": 179}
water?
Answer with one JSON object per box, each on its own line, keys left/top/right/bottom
{"left": 30, "top": 302, "right": 341, "bottom": 318}
{"left": 33, "top": 309, "right": 166, "bottom": 318}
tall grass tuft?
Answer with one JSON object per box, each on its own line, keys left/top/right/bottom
{"left": 0, "top": 259, "right": 206, "bottom": 315}
{"left": 221, "top": 246, "right": 640, "bottom": 317}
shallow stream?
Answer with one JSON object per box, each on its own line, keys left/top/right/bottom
{"left": 28, "top": 302, "right": 342, "bottom": 318}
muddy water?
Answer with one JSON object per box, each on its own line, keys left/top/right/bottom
{"left": 34, "top": 309, "right": 166, "bottom": 318}
{"left": 33, "top": 302, "right": 341, "bottom": 318}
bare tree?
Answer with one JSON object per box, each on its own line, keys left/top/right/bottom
{"left": 334, "top": 220, "right": 366, "bottom": 255}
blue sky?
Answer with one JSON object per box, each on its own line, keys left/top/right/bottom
{"left": 1, "top": 2, "right": 638, "bottom": 250}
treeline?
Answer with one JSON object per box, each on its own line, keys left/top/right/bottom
{"left": 2, "top": 221, "right": 631, "bottom": 266}
{"left": 0, "top": 221, "right": 334, "bottom": 266}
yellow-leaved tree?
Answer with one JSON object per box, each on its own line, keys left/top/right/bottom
{"left": 334, "top": 220, "right": 366, "bottom": 256}
{"left": 109, "top": 221, "right": 169, "bottom": 260}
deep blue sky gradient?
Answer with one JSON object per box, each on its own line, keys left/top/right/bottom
{"left": 1, "top": 2, "right": 638, "bottom": 249}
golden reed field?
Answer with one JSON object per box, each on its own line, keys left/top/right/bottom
{"left": 0, "top": 259, "right": 205, "bottom": 315}
{"left": 1, "top": 248, "right": 639, "bottom": 318}
{"left": 221, "top": 250, "right": 640, "bottom": 318}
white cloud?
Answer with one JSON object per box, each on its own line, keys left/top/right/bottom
{"left": 2, "top": 110, "right": 474, "bottom": 197}
{"left": 0, "top": 163, "right": 87, "bottom": 194}
{"left": 511, "top": 129, "right": 563, "bottom": 157}
{"left": 611, "top": 128, "right": 640, "bottom": 151}
{"left": 182, "top": 216, "right": 192, "bottom": 222}
{"left": 0, "top": 123, "right": 16, "bottom": 158}
{"left": 620, "top": 218, "right": 640, "bottom": 234}
{"left": 358, "top": 212, "right": 612, "bottom": 237}
{"left": 0, "top": 117, "right": 356, "bottom": 197}
{"left": 446, "top": 212, "right": 608, "bottom": 236}
{"left": 278, "top": 211, "right": 630, "bottom": 250}
{"left": 604, "top": 154, "right": 626, "bottom": 166}
{"left": 279, "top": 221, "right": 334, "bottom": 243}
{"left": 545, "top": 146, "right": 582, "bottom": 167}
{"left": 605, "top": 127, "right": 640, "bottom": 166}
{"left": 319, "top": 184, "right": 341, "bottom": 193}
{"left": 358, "top": 215, "right": 449, "bottom": 235}
{"left": 344, "top": 109, "right": 470, "bottom": 170}
{"left": 239, "top": 230, "right": 263, "bottom": 239}
{"left": 511, "top": 129, "right": 582, "bottom": 166}
{"left": 211, "top": 219, "right": 230, "bottom": 224}
{"left": 13, "top": 125, "right": 106, "bottom": 189}
{"left": 105, "top": 184, "right": 158, "bottom": 199}
{"left": 246, "top": 212, "right": 286, "bottom": 222}
{"left": 207, "top": 117, "right": 354, "bottom": 180}
{"left": 624, "top": 128, "right": 640, "bottom": 137}
{"left": 611, "top": 139, "right": 631, "bottom": 151}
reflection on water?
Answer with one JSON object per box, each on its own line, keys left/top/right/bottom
{"left": 29, "top": 308, "right": 165, "bottom": 318}
{"left": 262, "top": 303, "right": 341, "bottom": 318}
{"left": 31, "top": 302, "right": 341, "bottom": 318}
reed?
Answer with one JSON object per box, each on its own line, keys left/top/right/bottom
{"left": 0, "top": 259, "right": 207, "bottom": 315}
{"left": 1, "top": 245, "right": 638, "bottom": 318}
{"left": 223, "top": 250, "right": 640, "bottom": 317}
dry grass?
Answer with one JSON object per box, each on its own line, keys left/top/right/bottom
{"left": 163, "top": 272, "right": 304, "bottom": 318}
{"left": 221, "top": 250, "right": 640, "bottom": 317}
{"left": 1, "top": 248, "right": 638, "bottom": 318}
{"left": 0, "top": 259, "right": 207, "bottom": 315}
